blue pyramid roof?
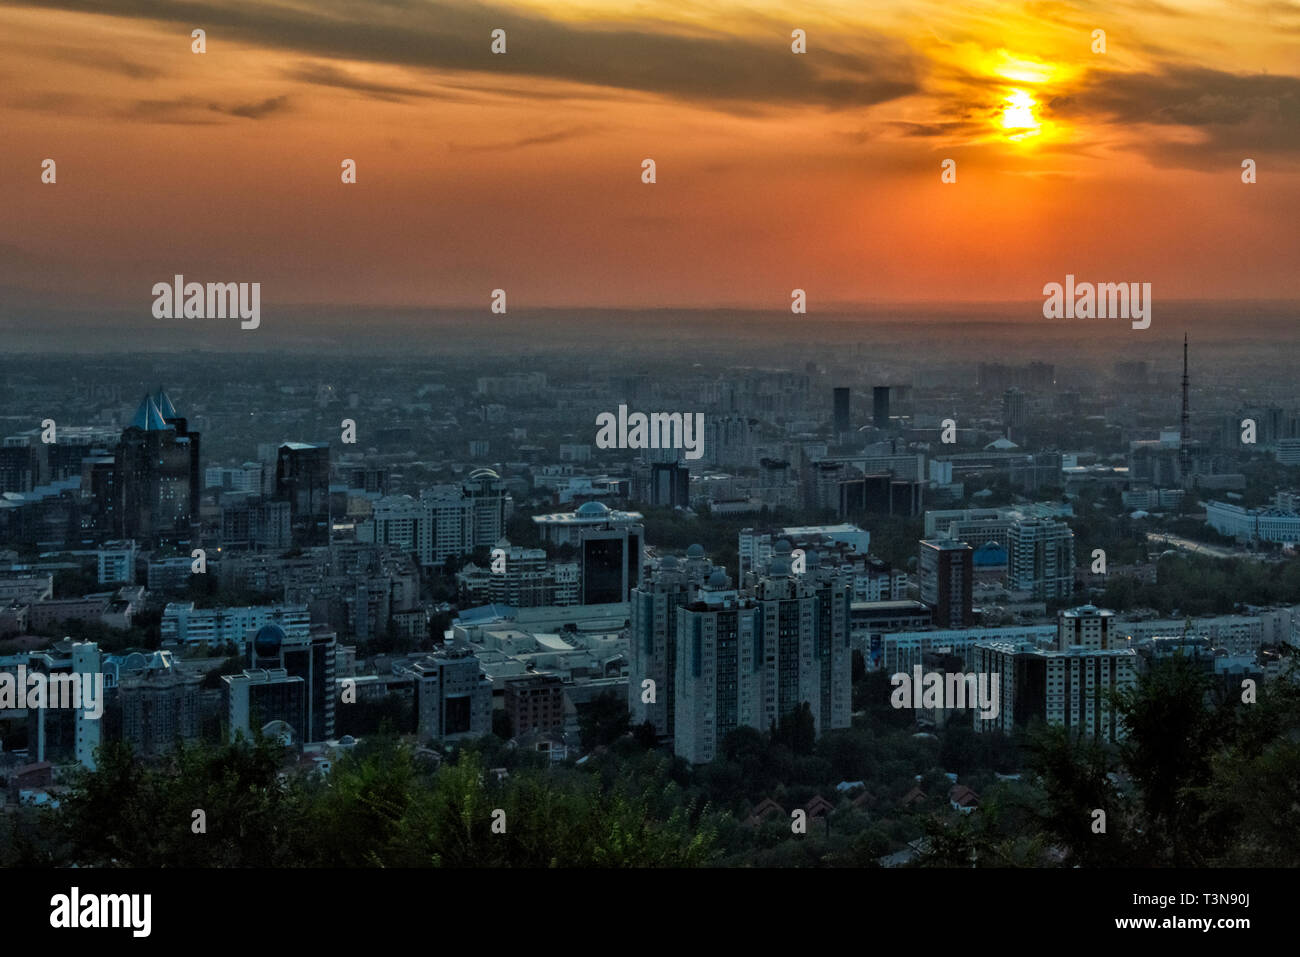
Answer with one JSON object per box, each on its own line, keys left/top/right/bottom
{"left": 152, "top": 386, "right": 178, "bottom": 419}
{"left": 129, "top": 394, "right": 169, "bottom": 431}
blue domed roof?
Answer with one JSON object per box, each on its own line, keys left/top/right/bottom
{"left": 774, "top": 539, "right": 793, "bottom": 555}
{"left": 686, "top": 544, "right": 705, "bottom": 559}
{"left": 708, "top": 570, "right": 728, "bottom": 588}
{"left": 972, "top": 542, "right": 1008, "bottom": 566}
{"left": 576, "top": 500, "right": 611, "bottom": 517}
{"left": 254, "top": 623, "right": 287, "bottom": 658}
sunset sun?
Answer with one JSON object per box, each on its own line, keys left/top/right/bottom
{"left": 1000, "top": 89, "right": 1042, "bottom": 141}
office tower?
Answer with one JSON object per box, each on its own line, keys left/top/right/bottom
{"left": 580, "top": 517, "right": 642, "bottom": 604}
{"left": 504, "top": 673, "right": 565, "bottom": 736}
{"left": 248, "top": 623, "right": 337, "bottom": 743}
{"left": 1002, "top": 388, "right": 1027, "bottom": 439}
{"left": 403, "top": 646, "right": 493, "bottom": 744}
{"left": 675, "top": 545, "right": 851, "bottom": 763}
{"left": 1007, "top": 519, "right": 1075, "bottom": 599}
{"left": 649, "top": 461, "right": 690, "bottom": 508}
{"left": 833, "top": 387, "right": 851, "bottom": 437}
{"left": 838, "top": 472, "right": 924, "bottom": 518}
{"left": 151, "top": 387, "right": 201, "bottom": 521}
{"left": 873, "top": 386, "right": 890, "bottom": 430}
{"left": 114, "top": 650, "right": 203, "bottom": 758}
{"left": 275, "top": 442, "right": 331, "bottom": 547}
{"left": 629, "top": 545, "right": 718, "bottom": 740}
{"left": 224, "top": 669, "right": 306, "bottom": 743}
{"left": 533, "top": 502, "right": 644, "bottom": 604}
{"left": 115, "top": 392, "right": 199, "bottom": 544}
{"left": 918, "top": 539, "right": 974, "bottom": 627}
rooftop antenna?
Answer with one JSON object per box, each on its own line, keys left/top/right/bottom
{"left": 1180, "top": 333, "right": 1190, "bottom": 481}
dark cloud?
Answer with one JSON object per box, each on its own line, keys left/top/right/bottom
{"left": 446, "top": 125, "right": 600, "bottom": 152}
{"left": 5, "top": 0, "right": 920, "bottom": 110}
{"left": 886, "top": 120, "right": 981, "bottom": 138}
{"left": 1050, "top": 65, "right": 1300, "bottom": 167}
{"left": 124, "top": 94, "right": 289, "bottom": 123}
{"left": 46, "top": 46, "right": 164, "bottom": 78}
{"left": 214, "top": 94, "right": 290, "bottom": 118}
{"left": 283, "top": 62, "right": 434, "bottom": 102}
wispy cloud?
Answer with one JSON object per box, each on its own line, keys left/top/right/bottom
{"left": 4, "top": 0, "right": 921, "bottom": 110}
{"left": 446, "top": 125, "right": 599, "bottom": 153}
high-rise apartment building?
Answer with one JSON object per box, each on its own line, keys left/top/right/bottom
{"left": 363, "top": 469, "right": 511, "bottom": 566}
{"left": 462, "top": 467, "right": 511, "bottom": 548}
{"left": 629, "top": 545, "right": 719, "bottom": 740}
{"left": 971, "top": 605, "right": 1135, "bottom": 742}
{"left": 674, "top": 545, "right": 851, "bottom": 763}
{"left": 1007, "top": 519, "right": 1075, "bottom": 599}
{"left": 161, "top": 602, "right": 310, "bottom": 647}
{"left": 113, "top": 650, "right": 203, "bottom": 757}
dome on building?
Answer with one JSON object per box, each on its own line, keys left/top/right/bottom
{"left": 686, "top": 543, "right": 705, "bottom": 559}
{"left": 804, "top": 550, "right": 819, "bottom": 569}
{"left": 575, "top": 500, "right": 611, "bottom": 517}
{"left": 254, "top": 623, "right": 287, "bottom": 659}
{"left": 773, "top": 539, "right": 793, "bottom": 555}
{"left": 972, "top": 541, "right": 1008, "bottom": 566}
{"left": 708, "top": 569, "right": 728, "bottom": 588}
{"left": 770, "top": 557, "right": 793, "bottom": 576}
{"left": 261, "top": 719, "right": 295, "bottom": 747}
{"left": 661, "top": 554, "right": 679, "bottom": 569}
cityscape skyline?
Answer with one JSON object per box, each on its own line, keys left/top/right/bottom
{"left": 1, "top": 0, "right": 1297, "bottom": 903}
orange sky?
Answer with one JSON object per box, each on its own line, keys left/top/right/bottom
{"left": 2, "top": 0, "right": 1298, "bottom": 310}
